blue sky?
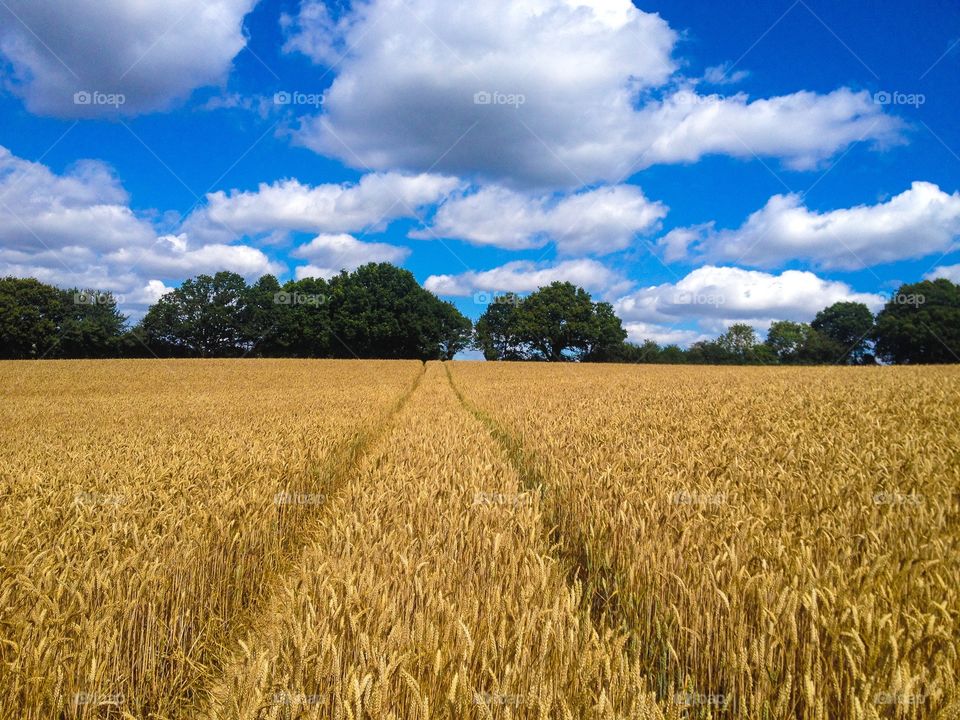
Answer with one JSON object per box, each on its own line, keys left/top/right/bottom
{"left": 0, "top": 0, "right": 958, "bottom": 346}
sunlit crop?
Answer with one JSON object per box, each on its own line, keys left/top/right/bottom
{"left": 1, "top": 360, "right": 956, "bottom": 719}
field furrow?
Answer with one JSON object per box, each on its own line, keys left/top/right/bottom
{"left": 205, "top": 362, "right": 664, "bottom": 720}
{"left": 449, "top": 362, "right": 960, "bottom": 719}
{"left": 0, "top": 360, "right": 422, "bottom": 719}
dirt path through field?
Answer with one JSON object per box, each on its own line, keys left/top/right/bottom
{"left": 201, "top": 361, "right": 662, "bottom": 719}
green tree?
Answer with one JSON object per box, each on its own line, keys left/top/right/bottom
{"left": 244, "top": 274, "right": 286, "bottom": 357}
{"left": 765, "top": 320, "right": 808, "bottom": 363}
{"left": 508, "top": 282, "right": 626, "bottom": 361}
{"left": 435, "top": 301, "right": 473, "bottom": 360}
{"left": 582, "top": 301, "right": 628, "bottom": 362}
{"left": 271, "top": 276, "right": 333, "bottom": 358}
{"left": 0, "top": 279, "right": 127, "bottom": 359}
{"left": 687, "top": 339, "right": 727, "bottom": 364}
{"left": 811, "top": 301, "right": 875, "bottom": 364}
{"left": 0, "top": 277, "right": 65, "bottom": 358}
{"left": 473, "top": 295, "right": 523, "bottom": 361}
{"left": 688, "top": 324, "right": 771, "bottom": 364}
{"left": 139, "top": 271, "right": 253, "bottom": 357}
{"left": 874, "top": 279, "right": 960, "bottom": 364}
{"left": 764, "top": 321, "right": 842, "bottom": 364}
{"left": 717, "top": 323, "right": 760, "bottom": 359}
{"left": 510, "top": 282, "right": 595, "bottom": 360}
{"left": 59, "top": 288, "right": 127, "bottom": 358}
{"left": 613, "top": 339, "right": 662, "bottom": 363}
{"left": 659, "top": 344, "right": 687, "bottom": 364}
{"left": 326, "top": 263, "right": 470, "bottom": 360}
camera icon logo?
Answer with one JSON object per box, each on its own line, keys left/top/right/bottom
{"left": 274, "top": 91, "right": 292, "bottom": 105}
{"left": 474, "top": 91, "right": 492, "bottom": 105}
{"left": 273, "top": 292, "right": 292, "bottom": 305}
{"left": 873, "top": 90, "right": 892, "bottom": 105}
{"left": 73, "top": 91, "right": 92, "bottom": 105}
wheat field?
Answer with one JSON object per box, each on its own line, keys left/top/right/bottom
{"left": 0, "top": 360, "right": 957, "bottom": 719}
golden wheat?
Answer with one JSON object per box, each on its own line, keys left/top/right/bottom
{"left": 0, "top": 359, "right": 422, "bottom": 719}
{"left": 450, "top": 362, "right": 960, "bottom": 719}
{"left": 1, "top": 359, "right": 956, "bottom": 719}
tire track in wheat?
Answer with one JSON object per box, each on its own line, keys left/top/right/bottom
{"left": 204, "top": 362, "right": 664, "bottom": 719}
{"left": 196, "top": 362, "right": 426, "bottom": 718}
{"left": 443, "top": 363, "right": 631, "bottom": 635}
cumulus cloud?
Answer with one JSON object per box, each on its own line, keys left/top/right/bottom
{"left": 613, "top": 265, "right": 885, "bottom": 332}
{"left": 424, "top": 259, "right": 626, "bottom": 297}
{"left": 184, "top": 173, "right": 462, "bottom": 242}
{"left": 0, "top": 146, "right": 282, "bottom": 314}
{"left": 925, "top": 264, "right": 960, "bottom": 283}
{"left": 292, "top": 233, "right": 410, "bottom": 279}
{"left": 633, "top": 88, "right": 900, "bottom": 172}
{"left": 661, "top": 182, "right": 960, "bottom": 270}
{"left": 413, "top": 184, "right": 666, "bottom": 254}
{"left": 283, "top": 0, "right": 900, "bottom": 187}
{"left": 0, "top": 147, "right": 155, "bottom": 251}
{"left": 623, "top": 322, "right": 711, "bottom": 347}
{"left": 104, "top": 235, "right": 283, "bottom": 279}
{"left": 0, "top": 0, "right": 258, "bottom": 117}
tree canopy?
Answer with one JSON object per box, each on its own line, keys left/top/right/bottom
{"left": 0, "top": 278, "right": 125, "bottom": 359}
{"left": 2, "top": 271, "right": 958, "bottom": 365}
{"left": 812, "top": 301, "right": 875, "bottom": 364}
{"left": 874, "top": 279, "right": 960, "bottom": 364}
{"left": 473, "top": 282, "right": 626, "bottom": 361}
{"left": 134, "top": 264, "right": 474, "bottom": 361}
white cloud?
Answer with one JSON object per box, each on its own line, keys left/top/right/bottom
{"left": 424, "top": 258, "right": 626, "bottom": 296}
{"left": 131, "top": 280, "right": 176, "bottom": 304}
{"left": 662, "top": 182, "right": 960, "bottom": 270}
{"left": 925, "top": 264, "right": 960, "bottom": 283}
{"left": 414, "top": 184, "right": 666, "bottom": 254}
{"left": 0, "top": 147, "right": 283, "bottom": 315}
{"left": 614, "top": 265, "right": 885, "bottom": 331}
{"left": 634, "top": 88, "right": 900, "bottom": 172}
{"left": 291, "top": 233, "right": 410, "bottom": 279}
{"left": 0, "top": 147, "right": 155, "bottom": 251}
{"left": 104, "top": 235, "right": 283, "bottom": 279}
{"left": 184, "top": 172, "right": 462, "bottom": 242}
{"left": 284, "top": 0, "right": 900, "bottom": 187}
{"left": 623, "top": 322, "right": 711, "bottom": 347}
{"left": 703, "top": 63, "right": 749, "bottom": 85}
{"left": 0, "top": 0, "right": 258, "bottom": 116}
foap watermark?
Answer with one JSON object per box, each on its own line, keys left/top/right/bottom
{"left": 673, "top": 291, "right": 726, "bottom": 308}
{"left": 673, "top": 90, "right": 726, "bottom": 106}
{"left": 73, "top": 90, "right": 126, "bottom": 108}
{"left": 872, "top": 491, "right": 924, "bottom": 507}
{"left": 274, "top": 90, "right": 325, "bottom": 108}
{"left": 873, "top": 691, "right": 927, "bottom": 706}
{"left": 270, "top": 691, "right": 323, "bottom": 706}
{"left": 473, "top": 291, "right": 524, "bottom": 306}
{"left": 672, "top": 691, "right": 731, "bottom": 709}
{"left": 671, "top": 490, "right": 728, "bottom": 507}
{"left": 474, "top": 90, "right": 525, "bottom": 108}
{"left": 884, "top": 291, "right": 926, "bottom": 307}
{"left": 73, "top": 692, "right": 124, "bottom": 707}
{"left": 873, "top": 90, "right": 925, "bottom": 108}
{"left": 473, "top": 491, "right": 534, "bottom": 508}
{"left": 74, "top": 291, "right": 123, "bottom": 306}
{"left": 274, "top": 291, "right": 327, "bottom": 306}
{"left": 74, "top": 492, "right": 126, "bottom": 507}
{"left": 274, "top": 491, "right": 326, "bottom": 506}
{"left": 473, "top": 691, "right": 528, "bottom": 707}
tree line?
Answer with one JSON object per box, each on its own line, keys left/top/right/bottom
{"left": 0, "top": 264, "right": 471, "bottom": 360}
{"left": 474, "top": 278, "right": 960, "bottom": 365}
{"left": 1, "top": 264, "right": 958, "bottom": 364}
